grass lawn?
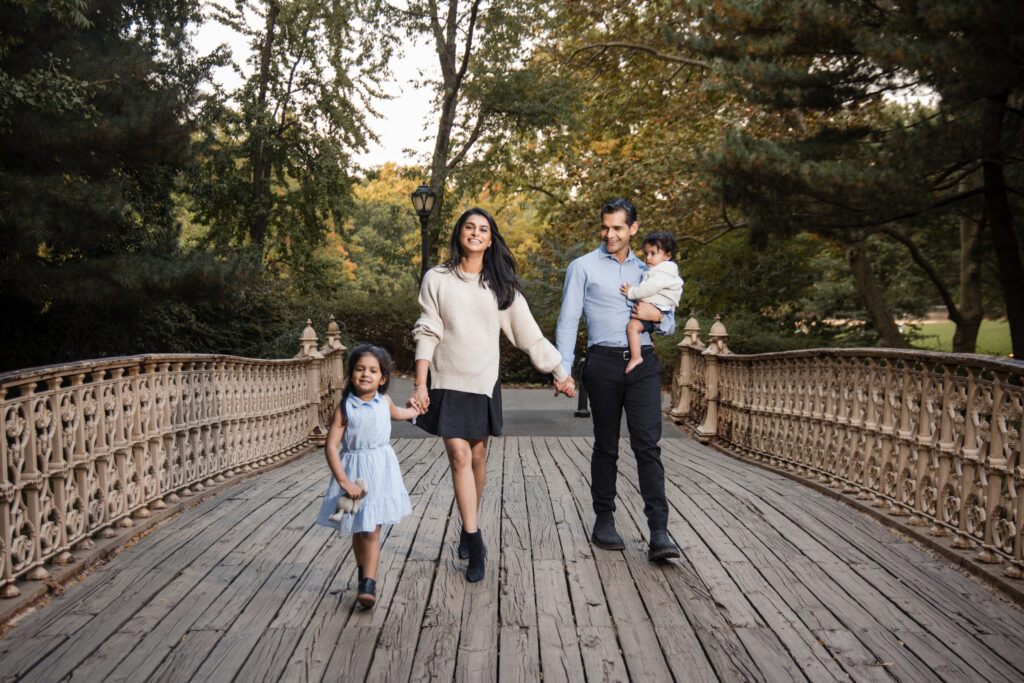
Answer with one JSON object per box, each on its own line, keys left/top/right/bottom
{"left": 909, "top": 320, "right": 1013, "bottom": 358}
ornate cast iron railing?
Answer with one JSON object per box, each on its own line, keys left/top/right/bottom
{"left": 0, "top": 318, "right": 346, "bottom": 598}
{"left": 670, "top": 315, "right": 1024, "bottom": 581}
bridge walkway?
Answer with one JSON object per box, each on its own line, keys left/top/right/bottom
{"left": 1, "top": 389, "right": 1023, "bottom": 681}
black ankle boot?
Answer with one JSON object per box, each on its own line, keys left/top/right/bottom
{"left": 591, "top": 514, "right": 625, "bottom": 550}
{"left": 458, "top": 527, "right": 470, "bottom": 559}
{"left": 648, "top": 530, "right": 681, "bottom": 561}
{"left": 465, "top": 530, "right": 486, "bottom": 582}
{"left": 357, "top": 577, "right": 377, "bottom": 607}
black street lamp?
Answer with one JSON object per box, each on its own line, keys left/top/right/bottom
{"left": 411, "top": 184, "right": 436, "bottom": 280}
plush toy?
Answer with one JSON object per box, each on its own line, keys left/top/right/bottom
{"left": 328, "top": 478, "right": 369, "bottom": 522}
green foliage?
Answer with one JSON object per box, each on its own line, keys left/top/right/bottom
{"left": 186, "top": 0, "right": 391, "bottom": 268}
{"left": 0, "top": 0, "right": 254, "bottom": 371}
{"left": 685, "top": 0, "right": 1024, "bottom": 354}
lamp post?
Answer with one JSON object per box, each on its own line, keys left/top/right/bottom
{"left": 411, "top": 184, "right": 436, "bottom": 280}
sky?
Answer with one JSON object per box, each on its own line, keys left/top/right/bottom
{"left": 193, "top": 7, "right": 439, "bottom": 169}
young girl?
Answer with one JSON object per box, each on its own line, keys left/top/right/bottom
{"left": 315, "top": 345, "right": 415, "bottom": 608}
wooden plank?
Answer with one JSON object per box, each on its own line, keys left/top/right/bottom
{"left": 550, "top": 438, "right": 674, "bottom": 682}
{"left": 518, "top": 442, "right": 586, "bottom": 683}
{"left": 455, "top": 436, "right": 503, "bottom": 682}
{"left": 531, "top": 437, "right": 629, "bottom": 682}
{"left": 407, "top": 514, "right": 465, "bottom": 682}
{"left": 556, "top": 436, "right": 764, "bottom": 681}
{"left": 532, "top": 560, "right": 586, "bottom": 683}
{"left": 68, "top": 487, "right": 316, "bottom": 682}
{"left": 656, "top": 438, "right": 984, "bottom": 680}
{"left": 498, "top": 438, "right": 540, "bottom": 681}
{"left": 6, "top": 465, "right": 326, "bottom": 681}
{"left": 651, "top": 439, "right": 931, "bottom": 679}
{"left": 659, "top": 438, "right": 1024, "bottom": 681}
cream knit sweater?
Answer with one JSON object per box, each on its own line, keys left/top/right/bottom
{"left": 413, "top": 266, "right": 568, "bottom": 396}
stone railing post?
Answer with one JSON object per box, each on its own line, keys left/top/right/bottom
{"left": 296, "top": 319, "right": 326, "bottom": 445}
{"left": 696, "top": 316, "right": 732, "bottom": 442}
{"left": 670, "top": 313, "right": 705, "bottom": 422}
{"left": 319, "top": 314, "right": 348, "bottom": 410}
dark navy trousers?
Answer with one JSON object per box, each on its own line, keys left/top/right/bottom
{"left": 581, "top": 345, "right": 669, "bottom": 532}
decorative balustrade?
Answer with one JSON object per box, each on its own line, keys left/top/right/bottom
{"left": 0, "top": 318, "right": 347, "bottom": 598}
{"left": 671, "top": 314, "right": 1024, "bottom": 581}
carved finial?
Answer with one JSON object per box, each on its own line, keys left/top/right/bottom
{"left": 679, "top": 311, "right": 704, "bottom": 349}
{"left": 321, "top": 314, "right": 347, "bottom": 353}
{"left": 296, "top": 319, "right": 323, "bottom": 358}
{"left": 704, "top": 314, "right": 732, "bottom": 355}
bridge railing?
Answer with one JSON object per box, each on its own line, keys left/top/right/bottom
{"left": 670, "top": 315, "right": 1024, "bottom": 582}
{"left": 0, "top": 318, "right": 346, "bottom": 597}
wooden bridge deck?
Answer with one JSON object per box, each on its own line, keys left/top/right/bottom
{"left": 3, "top": 433, "right": 1024, "bottom": 682}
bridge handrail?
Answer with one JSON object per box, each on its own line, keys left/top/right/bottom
{"left": 670, "top": 315, "right": 1024, "bottom": 581}
{"left": 0, "top": 319, "right": 347, "bottom": 597}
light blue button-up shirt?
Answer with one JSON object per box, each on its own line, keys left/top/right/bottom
{"left": 556, "top": 245, "right": 679, "bottom": 374}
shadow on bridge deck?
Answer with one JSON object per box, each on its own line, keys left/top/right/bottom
{"left": 2, "top": 384, "right": 1024, "bottom": 681}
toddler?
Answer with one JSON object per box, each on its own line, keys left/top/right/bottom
{"left": 619, "top": 230, "right": 683, "bottom": 374}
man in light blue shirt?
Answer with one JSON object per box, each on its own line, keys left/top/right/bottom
{"left": 556, "top": 198, "right": 681, "bottom": 561}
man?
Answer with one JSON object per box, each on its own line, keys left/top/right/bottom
{"left": 555, "top": 198, "right": 681, "bottom": 561}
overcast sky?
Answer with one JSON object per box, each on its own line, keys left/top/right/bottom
{"left": 193, "top": 9, "right": 438, "bottom": 169}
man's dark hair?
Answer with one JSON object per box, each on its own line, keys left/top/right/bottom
{"left": 601, "top": 197, "right": 637, "bottom": 224}
{"left": 643, "top": 230, "right": 677, "bottom": 258}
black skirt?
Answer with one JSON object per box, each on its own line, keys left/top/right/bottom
{"left": 414, "top": 377, "right": 502, "bottom": 439}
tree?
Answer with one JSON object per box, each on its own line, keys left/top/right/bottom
{"left": 393, "top": 0, "right": 572, "bottom": 277}
{"left": 189, "top": 0, "right": 391, "bottom": 270}
{"left": 0, "top": 0, "right": 244, "bottom": 370}
{"left": 686, "top": 0, "right": 1024, "bottom": 355}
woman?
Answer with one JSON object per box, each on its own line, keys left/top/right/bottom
{"left": 410, "top": 208, "right": 575, "bottom": 582}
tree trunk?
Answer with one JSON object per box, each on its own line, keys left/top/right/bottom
{"left": 420, "top": 0, "right": 482, "bottom": 279}
{"left": 981, "top": 92, "right": 1024, "bottom": 358}
{"left": 250, "top": 1, "right": 280, "bottom": 254}
{"left": 846, "top": 244, "right": 908, "bottom": 348}
{"left": 952, "top": 193, "right": 984, "bottom": 353}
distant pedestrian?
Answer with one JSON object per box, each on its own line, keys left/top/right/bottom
{"left": 410, "top": 208, "right": 575, "bottom": 583}
{"left": 316, "top": 345, "right": 416, "bottom": 608}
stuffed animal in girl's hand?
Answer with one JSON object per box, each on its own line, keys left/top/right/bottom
{"left": 328, "top": 478, "right": 368, "bottom": 521}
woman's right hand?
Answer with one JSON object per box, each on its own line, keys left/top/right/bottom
{"left": 340, "top": 479, "right": 364, "bottom": 499}
{"left": 410, "top": 384, "right": 430, "bottom": 413}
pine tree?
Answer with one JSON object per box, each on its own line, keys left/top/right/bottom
{"left": 686, "top": 0, "right": 1024, "bottom": 355}
{"left": 0, "top": 0, "right": 243, "bottom": 369}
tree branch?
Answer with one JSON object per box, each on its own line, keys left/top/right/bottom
{"left": 446, "top": 109, "right": 487, "bottom": 171}
{"left": 565, "top": 42, "right": 710, "bottom": 70}
{"left": 879, "top": 226, "right": 963, "bottom": 325}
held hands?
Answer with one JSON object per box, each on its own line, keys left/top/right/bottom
{"left": 619, "top": 282, "right": 633, "bottom": 298}
{"left": 407, "top": 385, "right": 430, "bottom": 415}
{"left": 554, "top": 376, "right": 576, "bottom": 398}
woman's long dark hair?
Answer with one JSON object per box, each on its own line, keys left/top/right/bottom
{"left": 441, "top": 207, "right": 522, "bottom": 310}
{"left": 339, "top": 345, "right": 392, "bottom": 423}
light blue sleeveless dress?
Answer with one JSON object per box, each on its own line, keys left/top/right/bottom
{"left": 315, "top": 392, "right": 412, "bottom": 534}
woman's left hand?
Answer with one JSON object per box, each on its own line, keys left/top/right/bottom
{"left": 554, "top": 376, "right": 576, "bottom": 398}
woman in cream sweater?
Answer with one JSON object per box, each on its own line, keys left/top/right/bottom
{"left": 410, "top": 208, "right": 576, "bottom": 582}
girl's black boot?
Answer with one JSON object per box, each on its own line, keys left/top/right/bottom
{"left": 458, "top": 527, "right": 470, "bottom": 559}
{"left": 465, "top": 530, "right": 486, "bottom": 583}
